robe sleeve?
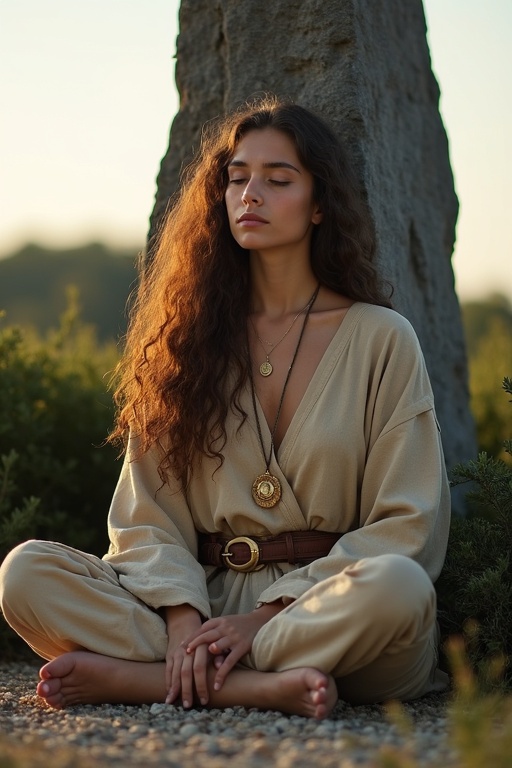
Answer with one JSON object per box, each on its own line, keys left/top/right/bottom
{"left": 256, "top": 313, "right": 451, "bottom": 607}
{"left": 103, "top": 438, "right": 211, "bottom": 618}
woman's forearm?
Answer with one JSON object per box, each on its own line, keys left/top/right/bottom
{"left": 163, "top": 604, "right": 202, "bottom": 634}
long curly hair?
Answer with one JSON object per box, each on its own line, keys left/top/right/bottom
{"left": 109, "top": 95, "right": 392, "bottom": 488}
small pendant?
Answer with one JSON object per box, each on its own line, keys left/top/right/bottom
{"left": 252, "top": 471, "right": 281, "bottom": 508}
{"left": 259, "top": 360, "right": 273, "bottom": 377}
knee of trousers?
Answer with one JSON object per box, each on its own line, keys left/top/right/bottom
{"left": 346, "top": 553, "right": 436, "bottom": 629}
{"left": 0, "top": 540, "right": 54, "bottom": 621}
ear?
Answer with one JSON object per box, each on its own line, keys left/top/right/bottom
{"left": 311, "top": 205, "right": 323, "bottom": 225}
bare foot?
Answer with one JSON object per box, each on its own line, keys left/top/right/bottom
{"left": 37, "top": 652, "right": 337, "bottom": 719}
{"left": 215, "top": 667, "right": 338, "bottom": 719}
{"left": 37, "top": 652, "right": 166, "bottom": 710}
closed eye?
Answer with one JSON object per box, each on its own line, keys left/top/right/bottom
{"left": 228, "top": 178, "right": 290, "bottom": 186}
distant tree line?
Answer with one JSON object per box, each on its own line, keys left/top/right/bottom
{"left": 0, "top": 243, "right": 140, "bottom": 342}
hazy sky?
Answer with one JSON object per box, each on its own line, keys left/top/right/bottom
{"left": 1, "top": 0, "right": 511, "bottom": 301}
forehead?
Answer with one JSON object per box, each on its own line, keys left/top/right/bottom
{"left": 230, "top": 128, "right": 303, "bottom": 167}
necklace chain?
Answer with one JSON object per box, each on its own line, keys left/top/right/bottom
{"left": 249, "top": 286, "right": 320, "bottom": 377}
{"left": 249, "top": 284, "right": 320, "bottom": 474}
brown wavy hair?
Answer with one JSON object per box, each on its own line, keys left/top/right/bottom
{"left": 109, "top": 95, "right": 392, "bottom": 488}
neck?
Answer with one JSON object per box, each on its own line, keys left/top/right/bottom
{"left": 249, "top": 249, "right": 318, "bottom": 318}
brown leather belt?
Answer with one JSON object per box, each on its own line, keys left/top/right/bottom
{"left": 197, "top": 531, "right": 341, "bottom": 573}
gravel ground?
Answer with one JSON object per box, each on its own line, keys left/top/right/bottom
{"left": 0, "top": 661, "right": 458, "bottom": 767}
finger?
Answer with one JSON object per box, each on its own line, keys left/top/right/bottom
{"left": 213, "top": 655, "right": 225, "bottom": 669}
{"left": 213, "top": 649, "right": 242, "bottom": 691}
{"left": 166, "top": 651, "right": 184, "bottom": 704}
{"left": 192, "top": 644, "right": 210, "bottom": 706}
{"left": 166, "top": 672, "right": 180, "bottom": 704}
{"left": 166, "top": 641, "right": 189, "bottom": 704}
{"left": 186, "top": 630, "right": 223, "bottom": 653}
{"left": 208, "top": 638, "right": 233, "bottom": 655}
{"left": 184, "top": 619, "right": 220, "bottom": 645}
{"left": 165, "top": 657, "right": 173, "bottom": 694}
{"left": 180, "top": 652, "right": 195, "bottom": 709}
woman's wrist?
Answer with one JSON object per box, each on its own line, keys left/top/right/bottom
{"left": 164, "top": 604, "right": 201, "bottom": 628}
{"left": 253, "top": 600, "right": 285, "bottom": 621}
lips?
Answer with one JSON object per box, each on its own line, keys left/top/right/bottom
{"left": 236, "top": 213, "right": 269, "bottom": 223}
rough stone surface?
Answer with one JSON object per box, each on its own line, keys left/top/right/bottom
{"left": 149, "top": 0, "right": 476, "bottom": 490}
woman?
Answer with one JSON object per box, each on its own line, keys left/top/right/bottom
{"left": 0, "top": 97, "right": 450, "bottom": 719}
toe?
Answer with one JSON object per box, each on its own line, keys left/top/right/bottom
{"left": 36, "top": 680, "right": 48, "bottom": 697}
{"left": 311, "top": 685, "right": 327, "bottom": 705}
{"left": 39, "top": 652, "right": 77, "bottom": 681}
{"left": 37, "top": 678, "right": 60, "bottom": 697}
{"left": 37, "top": 678, "right": 65, "bottom": 709}
{"left": 39, "top": 664, "right": 52, "bottom": 681}
{"left": 43, "top": 693, "right": 65, "bottom": 710}
{"left": 305, "top": 668, "right": 328, "bottom": 691}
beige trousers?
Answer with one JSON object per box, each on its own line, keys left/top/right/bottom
{"left": 0, "top": 540, "right": 448, "bottom": 704}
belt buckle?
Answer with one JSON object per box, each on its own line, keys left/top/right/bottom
{"left": 221, "top": 536, "right": 264, "bottom": 572}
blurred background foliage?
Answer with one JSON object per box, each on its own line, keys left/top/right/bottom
{"left": 461, "top": 294, "right": 512, "bottom": 464}
{"left": 0, "top": 285, "right": 118, "bottom": 559}
{"left": 0, "top": 243, "right": 138, "bottom": 342}
{"left": 0, "top": 243, "right": 511, "bottom": 667}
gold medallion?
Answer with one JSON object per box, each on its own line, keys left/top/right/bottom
{"left": 252, "top": 471, "right": 281, "bottom": 508}
{"left": 259, "top": 360, "right": 273, "bottom": 377}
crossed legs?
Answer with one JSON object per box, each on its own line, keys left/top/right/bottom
{"left": 0, "top": 541, "right": 446, "bottom": 716}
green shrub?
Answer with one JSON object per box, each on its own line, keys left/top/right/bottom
{"left": 0, "top": 294, "right": 120, "bottom": 555}
{"left": 379, "top": 639, "right": 512, "bottom": 768}
{"left": 436, "top": 377, "right": 512, "bottom": 689}
{"left": 461, "top": 295, "right": 512, "bottom": 463}
{"left": 0, "top": 294, "right": 121, "bottom": 655}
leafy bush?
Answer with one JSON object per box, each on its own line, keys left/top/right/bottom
{"left": 379, "top": 639, "right": 512, "bottom": 768}
{"left": 461, "top": 295, "right": 512, "bottom": 463}
{"left": 436, "top": 377, "right": 512, "bottom": 689}
{"left": 0, "top": 293, "right": 120, "bottom": 558}
{"left": 0, "top": 294, "right": 122, "bottom": 655}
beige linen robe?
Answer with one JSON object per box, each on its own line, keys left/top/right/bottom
{"left": 104, "top": 303, "right": 451, "bottom": 620}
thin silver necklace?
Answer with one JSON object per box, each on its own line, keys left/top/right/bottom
{"left": 248, "top": 285, "right": 320, "bottom": 508}
{"left": 249, "top": 286, "right": 319, "bottom": 377}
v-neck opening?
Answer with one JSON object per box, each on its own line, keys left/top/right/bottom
{"left": 252, "top": 301, "right": 364, "bottom": 459}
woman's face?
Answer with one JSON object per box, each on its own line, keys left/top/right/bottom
{"left": 224, "top": 128, "right": 322, "bottom": 254}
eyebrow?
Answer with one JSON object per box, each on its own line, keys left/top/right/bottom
{"left": 228, "top": 160, "right": 302, "bottom": 174}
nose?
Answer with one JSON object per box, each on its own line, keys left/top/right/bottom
{"left": 241, "top": 178, "right": 262, "bottom": 205}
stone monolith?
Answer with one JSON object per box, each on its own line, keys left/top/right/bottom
{"left": 149, "top": 0, "right": 477, "bottom": 491}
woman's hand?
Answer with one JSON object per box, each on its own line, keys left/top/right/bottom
{"left": 185, "top": 602, "right": 285, "bottom": 691}
{"left": 163, "top": 604, "right": 210, "bottom": 708}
